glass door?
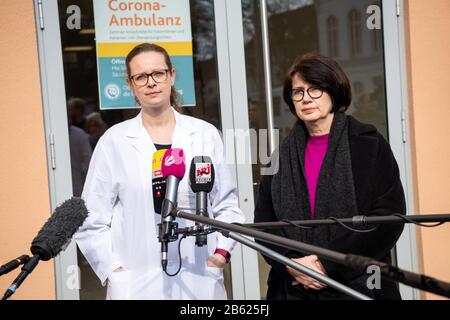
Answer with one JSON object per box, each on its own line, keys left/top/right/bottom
{"left": 57, "top": 0, "right": 226, "bottom": 300}
{"left": 241, "top": 0, "right": 414, "bottom": 299}
{"left": 38, "top": 0, "right": 254, "bottom": 300}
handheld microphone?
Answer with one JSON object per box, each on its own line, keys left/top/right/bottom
{"left": 2, "top": 197, "right": 88, "bottom": 300}
{"left": 189, "top": 156, "right": 215, "bottom": 247}
{"left": 159, "top": 148, "right": 185, "bottom": 272}
{"left": 152, "top": 149, "right": 169, "bottom": 214}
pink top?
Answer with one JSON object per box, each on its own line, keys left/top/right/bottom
{"left": 304, "top": 134, "right": 329, "bottom": 219}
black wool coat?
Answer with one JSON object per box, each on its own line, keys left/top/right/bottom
{"left": 254, "top": 116, "right": 406, "bottom": 300}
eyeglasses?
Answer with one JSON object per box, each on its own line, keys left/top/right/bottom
{"left": 291, "top": 87, "right": 324, "bottom": 102}
{"left": 129, "top": 69, "right": 169, "bottom": 86}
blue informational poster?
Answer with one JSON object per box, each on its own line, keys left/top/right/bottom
{"left": 93, "top": 0, "right": 196, "bottom": 109}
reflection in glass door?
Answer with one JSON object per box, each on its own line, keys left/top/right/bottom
{"left": 57, "top": 0, "right": 227, "bottom": 299}
{"left": 242, "top": 0, "right": 388, "bottom": 298}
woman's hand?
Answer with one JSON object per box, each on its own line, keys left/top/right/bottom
{"left": 207, "top": 253, "right": 227, "bottom": 268}
{"left": 286, "top": 255, "right": 328, "bottom": 290}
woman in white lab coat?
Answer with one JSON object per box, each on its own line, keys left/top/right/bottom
{"left": 74, "top": 43, "right": 245, "bottom": 300}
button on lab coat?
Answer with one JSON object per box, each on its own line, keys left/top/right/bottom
{"left": 74, "top": 109, "right": 245, "bottom": 299}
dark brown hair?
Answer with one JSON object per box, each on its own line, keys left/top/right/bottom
{"left": 125, "top": 43, "right": 180, "bottom": 108}
{"left": 283, "top": 53, "right": 352, "bottom": 116}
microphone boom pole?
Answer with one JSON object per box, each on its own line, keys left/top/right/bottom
{"left": 2, "top": 256, "right": 40, "bottom": 300}
{"left": 0, "top": 255, "right": 30, "bottom": 277}
{"left": 243, "top": 214, "right": 450, "bottom": 229}
{"left": 228, "top": 231, "right": 372, "bottom": 300}
{"left": 175, "top": 210, "right": 450, "bottom": 299}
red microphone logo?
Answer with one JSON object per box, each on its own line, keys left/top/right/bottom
{"left": 195, "top": 163, "right": 212, "bottom": 184}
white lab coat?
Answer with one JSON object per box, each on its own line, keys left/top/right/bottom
{"left": 74, "top": 109, "right": 245, "bottom": 300}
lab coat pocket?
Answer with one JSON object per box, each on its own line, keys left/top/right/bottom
{"left": 204, "top": 264, "right": 227, "bottom": 299}
{"left": 107, "top": 270, "right": 131, "bottom": 300}
{"left": 204, "top": 264, "right": 223, "bottom": 278}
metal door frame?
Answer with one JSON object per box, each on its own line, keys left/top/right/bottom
{"left": 34, "top": 0, "right": 80, "bottom": 300}
{"left": 383, "top": 0, "right": 419, "bottom": 300}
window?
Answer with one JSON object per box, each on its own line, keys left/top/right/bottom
{"left": 327, "top": 15, "right": 339, "bottom": 57}
{"left": 348, "top": 9, "right": 362, "bottom": 56}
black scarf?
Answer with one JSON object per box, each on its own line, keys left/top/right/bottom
{"left": 271, "top": 112, "right": 358, "bottom": 249}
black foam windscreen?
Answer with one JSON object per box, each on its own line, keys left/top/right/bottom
{"left": 30, "top": 197, "right": 88, "bottom": 261}
{"left": 189, "top": 156, "right": 215, "bottom": 193}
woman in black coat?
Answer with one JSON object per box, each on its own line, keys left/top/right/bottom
{"left": 254, "top": 54, "right": 406, "bottom": 300}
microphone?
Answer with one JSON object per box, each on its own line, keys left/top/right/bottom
{"left": 189, "top": 156, "right": 215, "bottom": 247}
{"left": 2, "top": 197, "right": 88, "bottom": 300}
{"left": 0, "top": 255, "right": 30, "bottom": 277}
{"left": 152, "top": 149, "right": 169, "bottom": 214}
{"left": 159, "top": 148, "right": 185, "bottom": 272}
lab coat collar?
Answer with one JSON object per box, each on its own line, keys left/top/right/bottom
{"left": 126, "top": 107, "right": 196, "bottom": 159}
{"left": 172, "top": 108, "right": 196, "bottom": 149}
